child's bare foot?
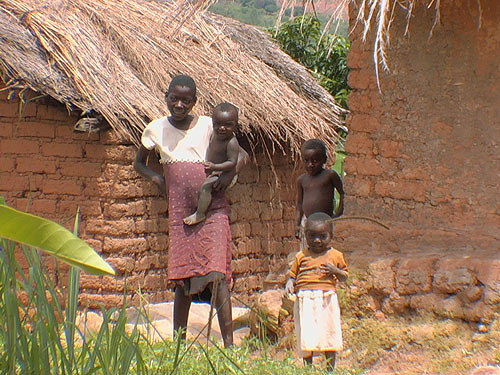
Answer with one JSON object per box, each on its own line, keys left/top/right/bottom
{"left": 183, "top": 212, "right": 206, "bottom": 225}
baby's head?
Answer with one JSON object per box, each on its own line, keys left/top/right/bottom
{"left": 301, "top": 138, "right": 327, "bottom": 176}
{"left": 212, "top": 102, "right": 238, "bottom": 140}
{"left": 305, "top": 212, "right": 333, "bottom": 253}
{"left": 165, "top": 75, "right": 197, "bottom": 121}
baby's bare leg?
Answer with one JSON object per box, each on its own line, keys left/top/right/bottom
{"left": 183, "top": 175, "right": 219, "bottom": 225}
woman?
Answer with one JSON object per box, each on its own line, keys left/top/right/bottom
{"left": 134, "top": 75, "right": 247, "bottom": 348}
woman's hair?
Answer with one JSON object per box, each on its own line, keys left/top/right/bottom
{"left": 213, "top": 102, "right": 239, "bottom": 122}
{"left": 166, "top": 75, "right": 196, "bottom": 97}
{"left": 301, "top": 138, "right": 327, "bottom": 160}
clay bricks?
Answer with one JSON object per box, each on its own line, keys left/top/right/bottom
{"left": 59, "top": 161, "right": 102, "bottom": 177}
{"left": 377, "top": 140, "right": 402, "bottom": 158}
{"left": 0, "top": 175, "right": 29, "bottom": 191}
{"left": 0, "top": 121, "right": 13, "bottom": 137}
{"left": 103, "top": 237, "right": 147, "bottom": 253}
{"left": 16, "top": 157, "right": 56, "bottom": 174}
{"left": 374, "top": 180, "right": 426, "bottom": 202}
{"left": 344, "top": 155, "right": 383, "bottom": 176}
{"left": 37, "top": 104, "right": 75, "bottom": 122}
{"left": 1, "top": 139, "right": 39, "bottom": 154}
{"left": 344, "top": 133, "right": 374, "bottom": 155}
{"left": 346, "top": 114, "right": 380, "bottom": 133}
{"left": 104, "top": 200, "right": 147, "bottom": 218}
{"left": 42, "top": 179, "right": 81, "bottom": 195}
{"left": 16, "top": 122, "right": 55, "bottom": 138}
{"left": 85, "top": 218, "right": 136, "bottom": 236}
{"left": 135, "top": 254, "right": 161, "bottom": 271}
{"left": 0, "top": 156, "right": 14, "bottom": 172}
{"left": 0, "top": 101, "right": 19, "bottom": 118}
{"left": 29, "top": 199, "right": 57, "bottom": 214}
{"left": 41, "top": 143, "right": 82, "bottom": 158}
{"left": 230, "top": 222, "right": 251, "bottom": 239}
{"left": 84, "top": 144, "right": 136, "bottom": 162}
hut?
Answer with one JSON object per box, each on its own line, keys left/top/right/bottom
{"left": 0, "top": 0, "right": 344, "bottom": 306}
{"left": 339, "top": 0, "right": 500, "bottom": 321}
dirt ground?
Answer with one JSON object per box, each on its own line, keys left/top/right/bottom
{"left": 319, "top": 314, "right": 499, "bottom": 375}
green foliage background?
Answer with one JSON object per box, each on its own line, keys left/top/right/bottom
{"left": 271, "top": 15, "right": 350, "bottom": 109}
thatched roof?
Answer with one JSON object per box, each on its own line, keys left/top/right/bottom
{"left": 0, "top": 0, "right": 345, "bottom": 159}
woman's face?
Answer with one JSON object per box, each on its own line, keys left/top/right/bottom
{"left": 166, "top": 85, "right": 196, "bottom": 122}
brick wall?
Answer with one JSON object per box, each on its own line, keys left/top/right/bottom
{"left": 338, "top": 0, "right": 500, "bottom": 258}
{"left": 0, "top": 89, "right": 300, "bottom": 307}
{"left": 337, "top": 0, "right": 500, "bottom": 320}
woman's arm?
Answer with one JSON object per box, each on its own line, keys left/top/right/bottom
{"left": 134, "top": 145, "right": 166, "bottom": 196}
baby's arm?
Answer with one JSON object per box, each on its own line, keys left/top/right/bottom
{"left": 330, "top": 170, "right": 344, "bottom": 217}
{"left": 213, "top": 143, "right": 249, "bottom": 192}
{"left": 294, "top": 176, "right": 304, "bottom": 238}
{"left": 205, "top": 137, "right": 239, "bottom": 172}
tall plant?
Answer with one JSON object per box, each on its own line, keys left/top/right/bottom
{"left": 271, "top": 15, "right": 350, "bottom": 109}
{"left": 0, "top": 201, "right": 150, "bottom": 374}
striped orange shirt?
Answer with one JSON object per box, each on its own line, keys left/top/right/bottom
{"left": 289, "top": 247, "right": 348, "bottom": 292}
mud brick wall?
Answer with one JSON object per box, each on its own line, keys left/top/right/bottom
{"left": 337, "top": 0, "right": 500, "bottom": 321}
{"left": 0, "top": 89, "right": 299, "bottom": 307}
{"left": 337, "top": 0, "right": 500, "bottom": 257}
{"left": 355, "top": 252, "right": 500, "bottom": 324}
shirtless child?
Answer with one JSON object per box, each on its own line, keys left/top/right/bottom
{"left": 294, "top": 139, "right": 344, "bottom": 240}
{"left": 183, "top": 102, "right": 240, "bottom": 225}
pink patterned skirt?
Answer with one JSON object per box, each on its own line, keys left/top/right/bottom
{"left": 163, "top": 162, "right": 232, "bottom": 294}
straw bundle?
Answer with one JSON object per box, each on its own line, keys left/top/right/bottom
{"left": 0, "top": 0, "right": 344, "bottom": 159}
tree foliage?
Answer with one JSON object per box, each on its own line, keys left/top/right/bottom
{"left": 271, "top": 15, "right": 350, "bottom": 109}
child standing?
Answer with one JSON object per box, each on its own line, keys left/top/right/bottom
{"left": 184, "top": 102, "right": 240, "bottom": 225}
{"left": 294, "top": 139, "right": 344, "bottom": 241}
{"left": 286, "top": 212, "right": 348, "bottom": 371}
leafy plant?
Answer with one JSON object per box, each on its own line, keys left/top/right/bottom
{"left": 271, "top": 15, "right": 351, "bottom": 109}
{"left": 0, "top": 203, "right": 114, "bottom": 275}
{"left": 0, "top": 201, "right": 149, "bottom": 374}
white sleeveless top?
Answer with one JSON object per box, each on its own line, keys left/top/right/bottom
{"left": 141, "top": 115, "right": 213, "bottom": 164}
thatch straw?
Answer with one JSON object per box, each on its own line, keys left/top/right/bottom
{"left": 0, "top": 0, "right": 345, "bottom": 160}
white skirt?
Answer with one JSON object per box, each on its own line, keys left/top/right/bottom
{"left": 294, "top": 289, "right": 343, "bottom": 357}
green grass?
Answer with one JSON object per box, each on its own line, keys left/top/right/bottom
{"left": 140, "top": 336, "right": 363, "bottom": 375}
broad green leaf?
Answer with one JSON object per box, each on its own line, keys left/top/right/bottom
{"left": 332, "top": 149, "right": 346, "bottom": 178}
{"left": 0, "top": 204, "right": 115, "bottom": 275}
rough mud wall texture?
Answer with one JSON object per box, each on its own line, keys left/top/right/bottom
{"left": 359, "top": 253, "right": 500, "bottom": 323}
{"left": 339, "top": 0, "right": 500, "bottom": 257}
{"left": 0, "top": 90, "right": 298, "bottom": 307}
{"left": 337, "top": 0, "right": 500, "bottom": 320}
